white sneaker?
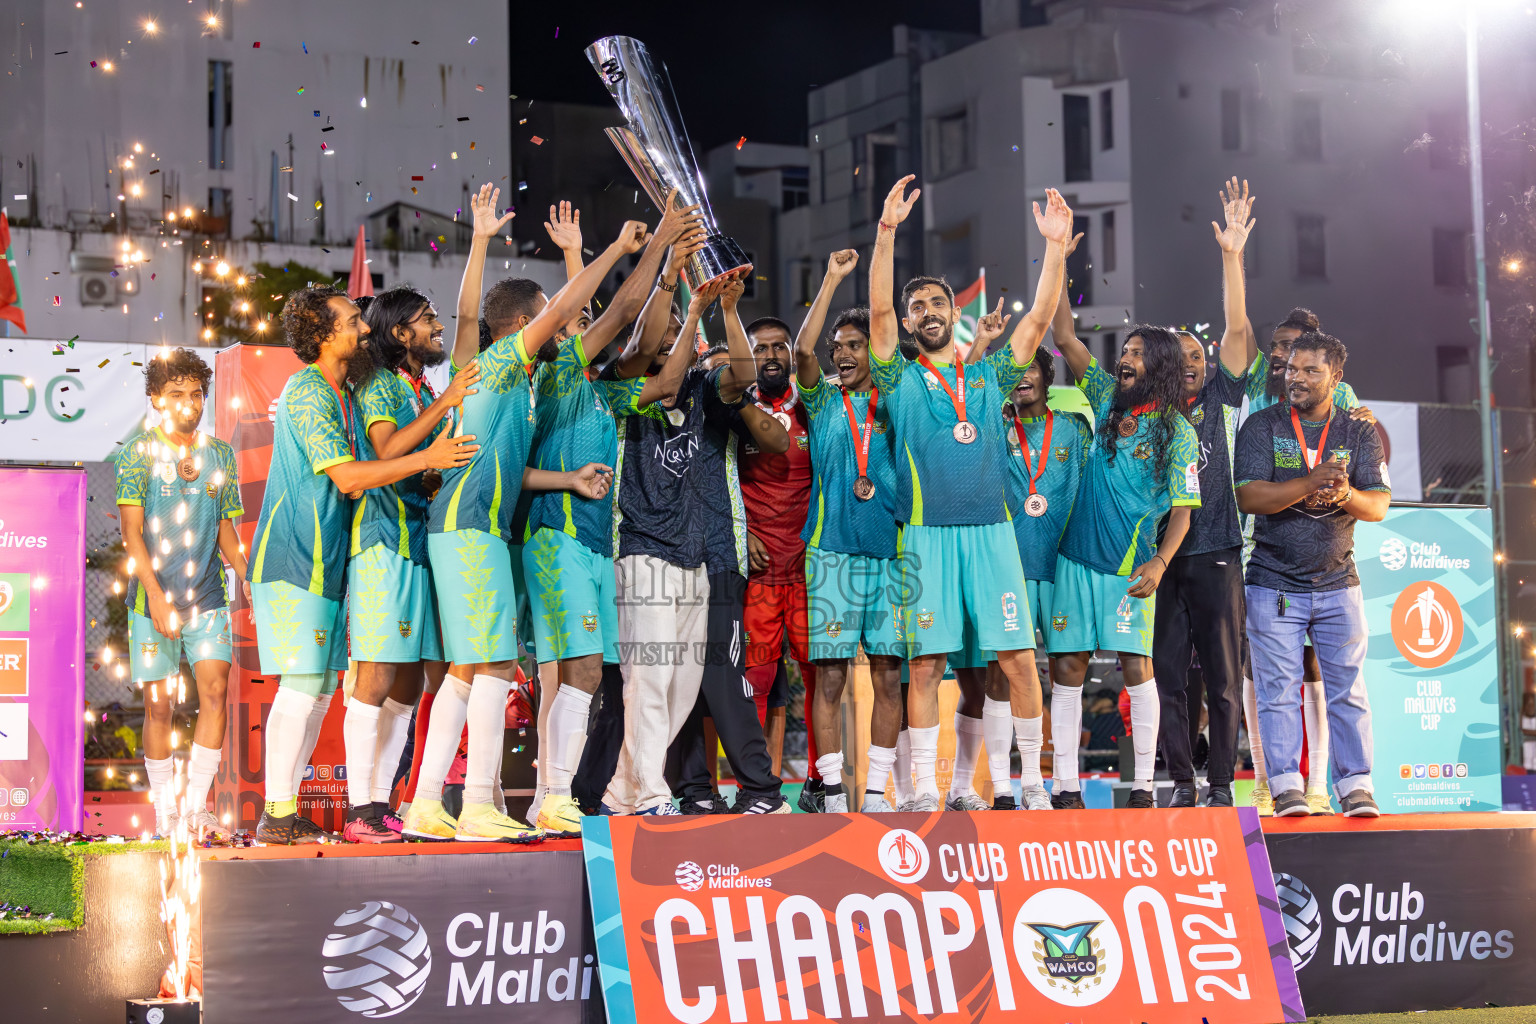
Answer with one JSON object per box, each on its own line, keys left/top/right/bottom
{"left": 861, "top": 794, "right": 896, "bottom": 813}
{"left": 153, "top": 812, "right": 179, "bottom": 838}
{"left": 895, "top": 799, "right": 918, "bottom": 812}
{"left": 1020, "top": 785, "right": 1053, "bottom": 810}
{"left": 945, "top": 791, "right": 991, "bottom": 811}
{"left": 824, "top": 792, "right": 849, "bottom": 813}
{"left": 911, "top": 792, "right": 941, "bottom": 813}
{"left": 186, "top": 809, "right": 230, "bottom": 839}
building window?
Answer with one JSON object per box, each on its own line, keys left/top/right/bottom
{"left": 931, "top": 110, "right": 969, "bottom": 178}
{"left": 1292, "top": 96, "right": 1322, "bottom": 161}
{"left": 1296, "top": 214, "right": 1326, "bottom": 279}
{"left": 1064, "top": 94, "right": 1092, "bottom": 181}
{"left": 1101, "top": 210, "right": 1117, "bottom": 274}
{"left": 208, "top": 60, "right": 232, "bottom": 170}
{"left": 1436, "top": 345, "right": 1473, "bottom": 403}
{"left": 782, "top": 167, "right": 809, "bottom": 211}
{"left": 815, "top": 151, "right": 826, "bottom": 204}
{"left": 208, "top": 188, "right": 232, "bottom": 236}
{"left": 870, "top": 130, "right": 899, "bottom": 196}
{"left": 1099, "top": 89, "right": 1114, "bottom": 151}
{"left": 1067, "top": 214, "right": 1092, "bottom": 306}
{"left": 1221, "top": 88, "right": 1243, "bottom": 152}
{"left": 1432, "top": 228, "right": 1469, "bottom": 288}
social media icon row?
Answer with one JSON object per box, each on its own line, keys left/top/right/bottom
{"left": 1399, "top": 762, "right": 1467, "bottom": 779}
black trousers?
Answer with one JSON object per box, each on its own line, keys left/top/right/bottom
{"left": 572, "top": 663, "right": 626, "bottom": 816}
{"left": 669, "top": 571, "right": 781, "bottom": 804}
{"left": 1153, "top": 546, "right": 1243, "bottom": 784}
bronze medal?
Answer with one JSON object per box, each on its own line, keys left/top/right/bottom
{"left": 176, "top": 456, "right": 198, "bottom": 481}
{"left": 773, "top": 411, "right": 792, "bottom": 431}
{"left": 953, "top": 421, "right": 978, "bottom": 444}
{"left": 1118, "top": 414, "right": 1138, "bottom": 438}
{"left": 1024, "top": 492, "right": 1048, "bottom": 518}
{"left": 854, "top": 475, "right": 875, "bottom": 502}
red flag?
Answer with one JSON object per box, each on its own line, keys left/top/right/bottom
{"left": 346, "top": 224, "right": 373, "bottom": 299}
{"left": 0, "top": 212, "right": 26, "bottom": 334}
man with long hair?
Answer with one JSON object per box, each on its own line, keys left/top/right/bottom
{"left": 1046, "top": 286, "right": 1202, "bottom": 808}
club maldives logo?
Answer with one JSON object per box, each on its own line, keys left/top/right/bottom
{"left": 321, "top": 901, "right": 432, "bottom": 1018}
{"left": 877, "top": 828, "right": 929, "bottom": 884}
{"left": 1273, "top": 872, "right": 1323, "bottom": 969}
{"left": 1379, "top": 537, "right": 1409, "bottom": 571}
{"left": 675, "top": 861, "right": 705, "bottom": 892}
{"left": 1014, "top": 888, "right": 1123, "bottom": 1007}
{"left": 1389, "top": 581, "right": 1463, "bottom": 669}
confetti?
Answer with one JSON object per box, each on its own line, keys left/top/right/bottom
{"left": 468, "top": 35, "right": 478, "bottom": 44}
{"left": 313, "top": 110, "right": 320, "bottom": 117}
{"left": 90, "top": 60, "right": 96, "bottom": 67}
{"left": 411, "top": 175, "right": 424, "bottom": 181}
{"left": 555, "top": 26, "right": 559, "bottom": 37}
{"left": 736, "top": 136, "right": 746, "bottom": 150}
{"left": 252, "top": 41, "right": 260, "bottom": 48}
{"left": 457, "top": 116, "right": 470, "bottom": 122}
{"left": 476, "top": 84, "right": 484, "bottom": 92}
{"left": 302, "top": 41, "right": 308, "bottom": 54}
{"left": 295, "top": 86, "right": 304, "bottom": 94}
{"left": 97, "top": 358, "right": 109, "bottom": 368}
{"left": 321, "top": 125, "right": 334, "bottom": 132}
{"left": 531, "top": 136, "right": 544, "bottom": 145}
{"left": 287, "top": 192, "right": 298, "bottom": 201}
{"left": 469, "top": 141, "right": 476, "bottom": 150}
{"left": 52, "top": 296, "right": 60, "bottom": 306}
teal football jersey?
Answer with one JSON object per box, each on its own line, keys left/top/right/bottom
{"left": 353, "top": 370, "right": 445, "bottom": 565}
{"left": 799, "top": 374, "right": 899, "bottom": 559}
{"left": 868, "top": 345, "right": 1028, "bottom": 527}
{"left": 1002, "top": 409, "right": 1091, "bottom": 582}
{"left": 115, "top": 427, "right": 242, "bottom": 614}
{"left": 1058, "top": 359, "right": 1202, "bottom": 576}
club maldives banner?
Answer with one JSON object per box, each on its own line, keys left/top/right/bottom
{"left": 0, "top": 466, "right": 86, "bottom": 831}
{"left": 1265, "top": 818, "right": 1536, "bottom": 1014}
{"left": 582, "top": 810, "right": 1303, "bottom": 1024}
{"left": 1354, "top": 506, "right": 1501, "bottom": 812}
{"left": 202, "top": 848, "right": 600, "bottom": 1023}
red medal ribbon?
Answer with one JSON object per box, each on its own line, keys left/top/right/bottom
{"left": 842, "top": 388, "right": 879, "bottom": 481}
{"left": 916, "top": 354, "right": 968, "bottom": 426}
{"left": 1289, "top": 405, "right": 1332, "bottom": 472}
{"left": 316, "top": 363, "right": 357, "bottom": 458}
{"left": 1012, "top": 410, "right": 1053, "bottom": 496}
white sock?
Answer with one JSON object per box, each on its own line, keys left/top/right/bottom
{"left": 372, "top": 698, "right": 413, "bottom": 805}
{"left": 1243, "top": 676, "right": 1266, "bottom": 784}
{"left": 264, "top": 685, "right": 318, "bottom": 805}
{"left": 185, "top": 743, "right": 220, "bottom": 813}
{"left": 982, "top": 698, "right": 1014, "bottom": 793}
{"left": 416, "top": 674, "right": 471, "bottom": 803}
{"left": 491, "top": 738, "right": 507, "bottom": 815}
{"left": 1051, "top": 685, "right": 1083, "bottom": 792}
{"left": 866, "top": 745, "right": 896, "bottom": 799}
{"left": 146, "top": 755, "right": 175, "bottom": 823}
{"left": 291, "top": 690, "right": 333, "bottom": 798}
{"left": 545, "top": 686, "right": 594, "bottom": 796}
{"left": 893, "top": 729, "right": 915, "bottom": 805}
{"left": 464, "top": 674, "right": 510, "bottom": 807}
{"left": 1014, "top": 715, "right": 1044, "bottom": 790}
{"left": 1127, "top": 679, "right": 1160, "bottom": 789}
{"left": 815, "top": 752, "right": 844, "bottom": 791}
{"left": 910, "top": 724, "right": 940, "bottom": 800}
{"left": 1303, "top": 679, "right": 1329, "bottom": 790}
{"left": 343, "top": 700, "right": 382, "bottom": 808}
{"left": 949, "top": 713, "right": 983, "bottom": 796}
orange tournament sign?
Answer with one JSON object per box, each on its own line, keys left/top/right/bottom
{"left": 582, "top": 809, "right": 1303, "bottom": 1024}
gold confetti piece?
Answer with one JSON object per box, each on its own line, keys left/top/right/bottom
{"left": 97, "top": 358, "right": 110, "bottom": 368}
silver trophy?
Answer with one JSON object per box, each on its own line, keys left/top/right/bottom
{"left": 586, "top": 35, "right": 753, "bottom": 288}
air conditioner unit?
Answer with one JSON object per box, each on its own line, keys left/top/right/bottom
{"left": 71, "top": 252, "right": 117, "bottom": 307}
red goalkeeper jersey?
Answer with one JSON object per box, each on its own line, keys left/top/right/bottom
{"left": 734, "top": 384, "right": 813, "bottom": 587}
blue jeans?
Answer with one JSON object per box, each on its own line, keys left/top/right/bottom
{"left": 1245, "top": 585, "right": 1374, "bottom": 798}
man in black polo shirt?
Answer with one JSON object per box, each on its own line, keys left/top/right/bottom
{"left": 1235, "top": 330, "right": 1390, "bottom": 818}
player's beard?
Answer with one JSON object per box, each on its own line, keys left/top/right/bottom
{"left": 407, "top": 335, "right": 447, "bottom": 370}
{"left": 914, "top": 315, "right": 953, "bottom": 353}
{"left": 1265, "top": 362, "right": 1286, "bottom": 400}
{"left": 345, "top": 340, "right": 377, "bottom": 387}
{"left": 757, "top": 362, "right": 790, "bottom": 399}
{"left": 1112, "top": 374, "right": 1153, "bottom": 411}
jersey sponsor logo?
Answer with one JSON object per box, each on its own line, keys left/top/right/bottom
{"left": 1054, "top": 446, "right": 1070, "bottom": 463}
{"left": 1019, "top": 888, "right": 1124, "bottom": 1006}
{"left": 1002, "top": 591, "right": 1019, "bottom": 632}
{"left": 794, "top": 434, "right": 809, "bottom": 451}
{"left": 968, "top": 377, "right": 985, "bottom": 389}
{"left": 1114, "top": 596, "right": 1134, "bottom": 635}
{"left": 1185, "top": 461, "right": 1201, "bottom": 497}
{"left": 655, "top": 432, "right": 700, "bottom": 478}
{"left": 1273, "top": 437, "right": 1303, "bottom": 469}
{"left": 1190, "top": 405, "right": 1205, "bottom": 425}
{"left": 581, "top": 613, "right": 599, "bottom": 633}
{"left": 873, "top": 422, "right": 888, "bottom": 434}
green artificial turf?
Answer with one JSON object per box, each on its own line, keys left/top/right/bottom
{"left": 0, "top": 838, "right": 165, "bottom": 934}
{"left": 1315, "top": 1010, "right": 1536, "bottom": 1023}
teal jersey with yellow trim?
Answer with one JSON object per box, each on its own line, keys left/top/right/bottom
{"left": 868, "top": 345, "right": 1027, "bottom": 527}
{"left": 247, "top": 365, "right": 357, "bottom": 600}
{"left": 525, "top": 334, "right": 640, "bottom": 558}
{"left": 1003, "top": 409, "right": 1091, "bottom": 582}
{"left": 799, "top": 374, "right": 899, "bottom": 559}
{"left": 352, "top": 370, "right": 443, "bottom": 565}
{"left": 429, "top": 330, "right": 538, "bottom": 538}
{"left": 115, "top": 427, "right": 241, "bottom": 614}
{"left": 1245, "top": 354, "right": 1358, "bottom": 413}
{"left": 1059, "top": 358, "right": 1202, "bottom": 576}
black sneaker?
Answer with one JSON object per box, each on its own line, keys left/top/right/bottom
{"left": 1169, "top": 782, "right": 1198, "bottom": 807}
{"left": 1339, "top": 791, "right": 1380, "bottom": 818}
{"left": 992, "top": 794, "right": 1018, "bottom": 811}
{"left": 797, "top": 779, "right": 826, "bottom": 814}
{"left": 1273, "top": 788, "right": 1310, "bottom": 817}
{"left": 679, "top": 796, "right": 727, "bottom": 815}
{"left": 1205, "top": 783, "right": 1234, "bottom": 807}
{"left": 255, "top": 810, "right": 329, "bottom": 845}
{"left": 1127, "top": 788, "right": 1157, "bottom": 809}
{"left": 1050, "top": 788, "right": 1086, "bottom": 810}
{"left": 736, "top": 794, "right": 791, "bottom": 815}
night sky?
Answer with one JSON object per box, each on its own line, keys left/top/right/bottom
{"left": 508, "top": 2, "right": 992, "bottom": 151}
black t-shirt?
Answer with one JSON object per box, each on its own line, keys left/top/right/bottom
{"left": 1234, "top": 402, "right": 1390, "bottom": 592}
{"left": 1180, "top": 364, "right": 1248, "bottom": 556}
{"left": 608, "top": 363, "right": 747, "bottom": 577}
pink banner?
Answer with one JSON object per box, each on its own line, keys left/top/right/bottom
{"left": 0, "top": 467, "right": 86, "bottom": 831}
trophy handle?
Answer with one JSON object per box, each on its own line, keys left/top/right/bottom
{"left": 603, "top": 127, "right": 671, "bottom": 212}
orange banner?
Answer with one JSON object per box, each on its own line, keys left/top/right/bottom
{"left": 582, "top": 809, "right": 1303, "bottom": 1023}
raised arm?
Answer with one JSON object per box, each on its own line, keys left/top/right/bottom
{"left": 453, "top": 183, "right": 514, "bottom": 369}
{"left": 636, "top": 280, "right": 721, "bottom": 406}
{"left": 795, "top": 250, "right": 859, "bottom": 388}
{"left": 717, "top": 275, "right": 756, "bottom": 404}
{"left": 519, "top": 220, "right": 649, "bottom": 355}
{"left": 1008, "top": 188, "right": 1073, "bottom": 368}
{"left": 612, "top": 227, "right": 704, "bottom": 377}
{"left": 870, "top": 176, "right": 921, "bottom": 363}
{"left": 1049, "top": 232, "right": 1094, "bottom": 381}
{"left": 967, "top": 297, "right": 1009, "bottom": 364}
{"left": 1212, "top": 177, "right": 1257, "bottom": 378}
{"left": 544, "top": 201, "right": 585, "bottom": 282}
{"left": 581, "top": 192, "right": 706, "bottom": 362}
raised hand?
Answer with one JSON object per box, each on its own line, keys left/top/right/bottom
{"left": 974, "top": 297, "right": 1012, "bottom": 348}
{"left": 826, "top": 248, "right": 859, "bottom": 282}
{"left": 880, "top": 175, "right": 921, "bottom": 227}
{"left": 1211, "top": 177, "right": 1256, "bottom": 254}
{"left": 441, "top": 362, "right": 481, "bottom": 408}
{"left": 1033, "top": 188, "right": 1073, "bottom": 244}
{"left": 720, "top": 274, "right": 745, "bottom": 310}
{"left": 1064, "top": 231, "right": 1085, "bottom": 258}
{"left": 687, "top": 277, "right": 726, "bottom": 317}
{"left": 612, "top": 220, "right": 650, "bottom": 256}
{"left": 424, "top": 429, "right": 479, "bottom": 469}
{"left": 568, "top": 463, "right": 614, "bottom": 501}
{"left": 655, "top": 188, "right": 706, "bottom": 247}
{"left": 544, "top": 201, "right": 582, "bottom": 253}
{"left": 471, "top": 182, "right": 514, "bottom": 239}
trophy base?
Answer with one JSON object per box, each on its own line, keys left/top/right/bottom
{"left": 685, "top": 233, "right": 753, "bottom": 290}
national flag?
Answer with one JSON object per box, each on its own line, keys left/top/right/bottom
{"left": 0, "top": 212, "right": 26, "bottom": 334}
{"left": 346, "top": 224, "right": 374, "bottom": 300}
{"left": 952, "top": 269, "right": 984, "bottom": 358}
